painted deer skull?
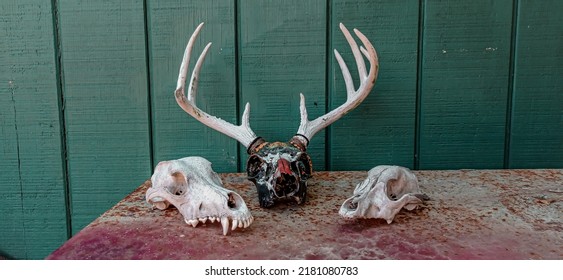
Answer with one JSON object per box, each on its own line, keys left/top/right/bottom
{"left": 339, "top": 165, "right": 429, "bottom": 223}
{"left": 146, "top": 156, "right": 253, "bottom": 235}
{"left": 174, "top": 22, "right": 379, "bottom": 207}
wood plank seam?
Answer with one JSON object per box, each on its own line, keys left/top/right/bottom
{"left": 414, "top": 0, "right": 426, "bottom": 170}
{"left": 50, "top": 0, "right": 73, "bottom": 241}
{"left": 235, "top": 0, "right": 242, "bottom": 172}
{"left": 324, "top": 0, "right": 333, "bottom": 171}
{"left": 142, "top": 0, "right": 155, "bottom": 173}
{"left": 503, "top": 0, "right": 520, "bottom": 169}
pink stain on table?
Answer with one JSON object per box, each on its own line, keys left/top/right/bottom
{"left": 47, "top": 170, "right": 563, "bottom": 260}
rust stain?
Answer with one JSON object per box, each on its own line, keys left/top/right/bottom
{"left": 47, "top": 169, "right": 563, "bottom": 260}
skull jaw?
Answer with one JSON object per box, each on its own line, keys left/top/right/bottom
{"left": 147, "top": 180, "right": 254, "bottom": 235}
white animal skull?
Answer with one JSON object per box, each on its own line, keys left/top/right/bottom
{"left": 339, "top": 165, "right": 428, "bottom": 223}
{"left": 146, "top": 156, "right": 253, "bottom": 235}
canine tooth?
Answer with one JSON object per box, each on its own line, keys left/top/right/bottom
{"left": 231, "top": 219, "right": 238, "bottom": 231}
{"left": 199, "top": 217, "right": 208, "bottom": 223}
{"left": 220, "top": 217, "right": 229, "bottom": 236}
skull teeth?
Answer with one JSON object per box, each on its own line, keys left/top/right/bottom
{"left": 220, "top": 217, "right": 229, "bottom": 236}
{"left": 184, "top": 219, "right": 199, "bottom": 227}
{"left": 185, "top": 215, "right": 254, "bottom": 235}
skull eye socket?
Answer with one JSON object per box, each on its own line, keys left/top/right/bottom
{"left": 291, "top": 153, "right": 312, "bottom": 179}
{"left": 246, "top": 154, "right": 267, "bottom": 181}
{"left": 166, "top": 172, "right": 187, "bottom": 196}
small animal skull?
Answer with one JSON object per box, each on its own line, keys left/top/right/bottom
{"left": 146, "top": 156, "right": 253, "bottom": 235}
{"left": 339, "top": 165, "right": 428, "bottom": 223}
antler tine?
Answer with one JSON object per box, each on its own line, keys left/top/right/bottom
{"left": 175, "top": 22, "right": 257, "bottom": 148}
{"left": 176, "top": 22, "right": 204, "bottom": 92}
{"left": 296, "top": 23, "right": 379, "bottom": 143}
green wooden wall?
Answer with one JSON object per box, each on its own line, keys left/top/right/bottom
{"left": 1, "top": 0, "right": 561, "bottom": 259}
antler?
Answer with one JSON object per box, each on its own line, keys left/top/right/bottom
{"left": 296, "top": 23, "right": 379, "bottom": 143}
{"left": 175, "top": 22, "right": 257, "bottom": 148}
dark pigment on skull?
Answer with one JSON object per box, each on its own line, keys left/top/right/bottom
{"left": 246, "top": 137, "right": 312, "bottom": 208}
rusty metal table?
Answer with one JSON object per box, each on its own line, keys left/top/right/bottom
{"left": 47, "top": 170, "right": 562, "bottom": 259}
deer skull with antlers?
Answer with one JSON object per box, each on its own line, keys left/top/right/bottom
{"left": 175, "top": 22, "right": 379, "bottom": 208}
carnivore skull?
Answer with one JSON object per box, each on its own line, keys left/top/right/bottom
{"left": 146, "top": 156, "right": 253, "bottom": 235}
{"left": 339, "top": 165, "right": 429, "bottom": 223}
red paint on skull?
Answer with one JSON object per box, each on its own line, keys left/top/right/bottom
{"left": 277, "top": 158, "right": 292, "bottom": 175}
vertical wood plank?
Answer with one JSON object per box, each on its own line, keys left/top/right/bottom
{"left": 330, "top": 0, "right": 419, "bottom": 170}
{"left": 148, "top": 0, "right": 238, "bottom": 172}
{"left": 58, "top": 0, "right": 151, "bottom": 233}
{"left": 0, "top": 0, "right": 67, "bottom": 259}
{"left": 239, "top": 0, "right": 327, "bottom": 170}
{"left": 0, "top": 40, "right": 25, "bottom": 259}
{"left": 509, "top": 0, "right": 563, "bottom": 168}
{"left": 419, "top": 0, "right": 513, "bottom": 169}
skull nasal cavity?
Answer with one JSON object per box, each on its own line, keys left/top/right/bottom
{"left": 277, "top": 158, "right": 292, "bottom": 175}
